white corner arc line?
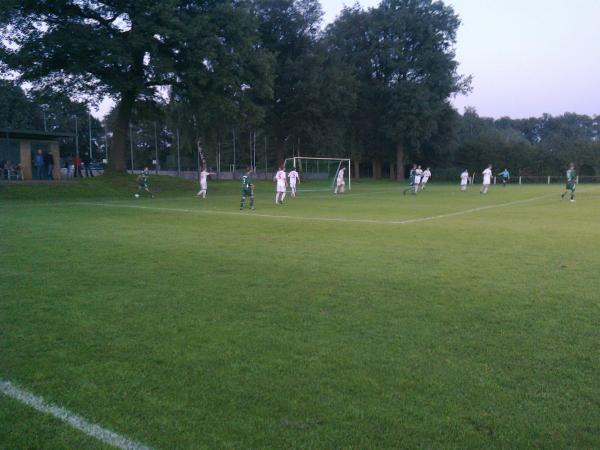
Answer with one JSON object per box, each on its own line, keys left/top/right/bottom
{"left": 77, "top": 193, "right": 553, "bottom": 226}
{"left": 0, "top": 380, "right": 153, "bottom": 450}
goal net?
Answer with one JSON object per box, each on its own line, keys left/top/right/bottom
{"left": 283, "top": 157, "right": 351, "bottom": 192}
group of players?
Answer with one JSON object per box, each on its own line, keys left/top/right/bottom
{"left": 457, "top": 165, "right": 509, "bottom": 194}
{"left": 133, "top": 161, "right": 578, "bottom": 206}
{"left": 402, "top": 165, "right": 432, "bottom": 195}
{"left": 239, "top": 164, "right": 347, "bottom": 209}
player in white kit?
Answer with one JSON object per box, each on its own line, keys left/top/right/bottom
{"left": 274, "top": 166, "right": 287, "bottom": 204}
{"left": 334, "top": 167, "right": 346, "bottom": 194}
{"left": 288, "top": 168, "right": 300, "bottom": 197}
{"left": 480, "top": 164, "right": 492, "bottom": 194}
{"left": 460, "top": 169, "right": 469, "bottom": 191}
{"left": 413, "top": 165, "right": 423, "bottom": 193}
{"left": 196, "top": 167, "right": 216, "bottom": 199}
{"left": 420, "top": 167, "right": 431, "bottom": 190}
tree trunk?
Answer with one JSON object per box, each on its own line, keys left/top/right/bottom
{"left": 107, "top": 91, "right": 136, "bottom": 173}
{"left": 389, "top": 163, "right": 395, "bottom": 180}
{"left": 396, "top": 142, "right": 405, "bottom": 181}
{"left": 353, "top": 160, "right": 360, "bottom": 179}
{"left": 372, "top": 159, "right": 382, "bottom": 179}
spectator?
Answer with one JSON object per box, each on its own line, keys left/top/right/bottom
{"left": 6, "top": 161, "right": 20, "bottom": 180}
{"left": 83, "top": 153, "right": 94, "bottom": 177}
{"left": 44, "top": 151, "right": 54, "bottom": 180}
{"left": 33, "top": 149, "right": 44, "bottom": 179}
{"left": 73, "top": 154, "right": 82, "bottom": 178}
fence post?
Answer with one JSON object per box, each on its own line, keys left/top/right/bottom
{"left": 519, "top": 176, "right": 522, "bottom": 185}
{"left": 493, "top": 176, "right": 496, "bottom": 185}
{"left": 547, "top": 176, "right": 550, "bottom": 185}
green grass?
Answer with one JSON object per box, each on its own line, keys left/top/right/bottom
{"left": 1, "top": 176, "right": 600, "bottom": 449}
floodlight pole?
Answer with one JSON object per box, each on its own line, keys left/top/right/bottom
{"left": 232, "top": 128, "right": 236, "bottom": 176}
{"left": 88, "top": 112, "right": 93, "bottom": 160}
{"left": 104, "top": 128, "right": 109, "bottom": 162}
{"left": 154, "top": 121, "right": 159, "bottom": 175}
{"left": 74, "top": 116, "right": 79, "bottom": 159}
{"left": 264, "top": 135, "right": 267, "bottom": 176}
{"left": 196, "top": 143, "right": 201, "bottom": 177}
{"left": 129, "top": 122, "right": 134, "bottom": 173}
{"left": 176, "top": 128, "right": 181, "bottom": 176}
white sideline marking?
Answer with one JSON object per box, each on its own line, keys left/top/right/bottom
{"left": 79, "top": 193, "right": 553, "bottom": 226}
{"left": 0, "top": 379, "right": 153, "bottom": 450}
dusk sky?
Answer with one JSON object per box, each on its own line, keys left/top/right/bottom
{"left": 321, "top": 0, "right": 600, "bottom": 119}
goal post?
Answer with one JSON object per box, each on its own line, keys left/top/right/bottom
{"left": 283, "top": 157, "right": 351, "bottom": 192}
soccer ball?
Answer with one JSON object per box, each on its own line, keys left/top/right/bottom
{"left": 134, "top": 193, "right": 140, "bottom": 198}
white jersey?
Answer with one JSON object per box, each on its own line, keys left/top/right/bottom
{"left": 288, "top": 170, "right": 299, "bottom": 185}
{"left": 337, "top": 168, "right": 345, "bottom": 185}
{"left": 199, "top": 170, "right": 210, "bottom": 186}
{"left": 460, "top": 171, "right": 469, "bottom": 185}
{"left": 422, "top": 169, "right": 431, "bottom": 182}
{"left": 482, "top": 168, "right": 492, "bottom": 185}
{"left": 414, "top": 168, "right": 423, "bottom": 183}
{"left": 275, "top": 170, "right": 287, "bottom": 192}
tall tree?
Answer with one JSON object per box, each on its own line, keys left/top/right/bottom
{"left": 0, "top": 0, "right": 269, "bottom": 172}
{"left": 328, "top": 0, "right": 470, "bottom": 180}
{"left": 253, "top": 0, "right": 325, "bottom": 164}
{"left": 0, "top": 80, "right": 42, "bottom": 129}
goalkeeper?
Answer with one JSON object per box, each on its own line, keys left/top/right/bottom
{"left": 560, "top": 163, "right": 577, "bottom": 202}
{"left": 240, "top": 167, "right": 255, "bottom": 210}
{"left": 497, "top": 168, "right": 510, "bottom": 187}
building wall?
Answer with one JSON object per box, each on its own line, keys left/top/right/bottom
{"left": 20, "top": 140, "right": 32, "bottom": 180}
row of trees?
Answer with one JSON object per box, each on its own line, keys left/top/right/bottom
{"left": 0, "top": 0, "right": 468, "bottom": 178}
{"left": 449, "top": 109, "right": 600, "bottom": 177}
{"left": 1, "top": 0, "right": 598, "bottom": 178}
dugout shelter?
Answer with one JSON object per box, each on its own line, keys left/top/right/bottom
{"left": 0, "top": 129, "right": 73, "bottom": 180}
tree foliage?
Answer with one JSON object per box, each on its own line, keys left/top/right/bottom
{"left": 2, "top": 0, "right": 597, "bottom": 179}
{"left": 0, "top": 0, "right": 271, "bottom": 172}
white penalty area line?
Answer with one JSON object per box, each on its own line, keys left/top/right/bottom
{"left": 77, "top": 193, "right": 554, "bottom": 226}
{"left": 0, "top": 379, "right": 153, "bottom": 450}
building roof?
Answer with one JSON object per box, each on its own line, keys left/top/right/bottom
{"left": 0, "top": 129, "right": 75, "bottom": 141}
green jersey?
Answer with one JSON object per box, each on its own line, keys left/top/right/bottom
{"left": 408, "top": 169, "right": 416, "bottom": 185}
{"left": 241, "top": 174, "right": 253, "bottom": 192}
{"left": 138, "top": 170, "right": 149, "bottom": 187}
{"left": 565, "top": 168, "right": 576, "bottom": 190}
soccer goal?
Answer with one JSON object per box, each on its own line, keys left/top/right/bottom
{"left": 283, "top": 157, "right": 351, "bottom": 192}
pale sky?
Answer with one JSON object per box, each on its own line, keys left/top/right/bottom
{"left": 321, "top": 0, "right": 600, "bottom": 119}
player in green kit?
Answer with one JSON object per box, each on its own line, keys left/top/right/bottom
{"left": 403, "top": 164, "right": 417, "bottom": 195}
{"left": 560, "top": 163, "right": 577, "bottom": 202}
{"left": 240, "top": 167, "right": 255, "bottom": 210}
{"left": 135, "top": 166, "right": 154, "bottom": 198}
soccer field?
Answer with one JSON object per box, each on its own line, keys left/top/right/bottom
{"left": 1, "top": 178, "right": 600, "bottom": 449}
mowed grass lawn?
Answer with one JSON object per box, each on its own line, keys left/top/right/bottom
{"left": 1, "top": 176, "right": 600, "bottom": 449}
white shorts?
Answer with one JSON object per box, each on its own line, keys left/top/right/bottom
{"left": 290, "top": 182, "right": 297, "bottom": 188}
{"left": 200, "top": 182, "right": 207, "bottom": 190}
{"left": 277, "top": 184, "right": 286, "bottom": 193}
{"left": 422, "top": 178, "right": 429, "bottom": 184}
{"left": 415, "top": 178, "right": 422, "bottom": 184}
